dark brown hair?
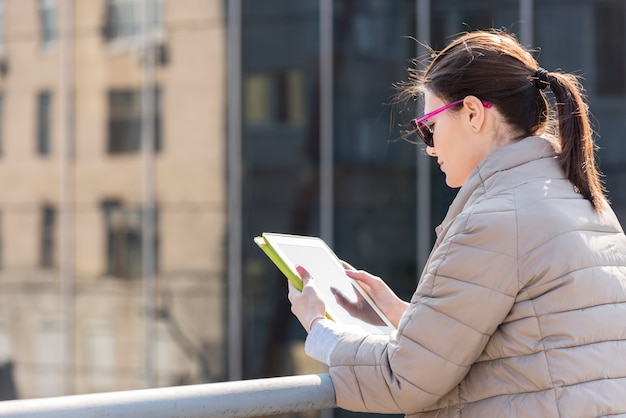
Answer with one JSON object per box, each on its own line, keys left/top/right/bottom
{"left": 403, "top": 30, "right": 606, "bottom": 209}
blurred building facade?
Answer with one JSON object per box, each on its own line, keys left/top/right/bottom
{"left": 0, "top": 1, "right": 624, "bottom": 418}
{"left": 0, "top": 0, "right": 226, "bottom": 397}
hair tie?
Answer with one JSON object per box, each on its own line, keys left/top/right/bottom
{"left": 534, "top": 68, "right": 550, "bottom": 90}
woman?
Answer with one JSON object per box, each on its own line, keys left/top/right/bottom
{"left": 288, "top": 30, "right": 626, "bottom": 417}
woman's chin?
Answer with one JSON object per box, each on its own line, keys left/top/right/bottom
{"left": 445, "top": 177, "right": 463, "bottom": 188}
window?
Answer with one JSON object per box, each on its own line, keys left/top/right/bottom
{"left": 103, "top": 0, "right": 164, "bottom": 44}
{"left": 40, "top": 205, "right": 56, "bottom": 268}
{"left": 37, "top": 92, "right": 52, "bottom": 155}
{"left": 34, "top": 317, "right": 64, "bottom": 397}
{"left": 107, "top": 89, "right": 161, "bottom": 154}
{"left": 102, "top": 200, "right": 159, "bottom": 279}
{"left": 244, "top": 70, "right": 305, "bottom": 126}
{"left": 594, "top": 0, "right": 625, "bottom": 96}
{"left": 38, "top": 0, "right": 57, "bottom": 49}
{"left": 83, "top": 323, "right": 116, "bottom": 391}
{"left": 0, "top": 322, "right": 17, "bottom": 400}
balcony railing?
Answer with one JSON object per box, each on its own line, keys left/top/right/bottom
{"left": 0, "top": 373, "right": 336, "bottom": 418}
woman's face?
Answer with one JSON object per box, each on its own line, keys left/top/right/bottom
{"left": 422, "top": 91, "right": 490, "bottom": 188}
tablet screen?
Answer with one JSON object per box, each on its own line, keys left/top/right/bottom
{"left": 268, "top": 236, "right": 394, "bottom": 334}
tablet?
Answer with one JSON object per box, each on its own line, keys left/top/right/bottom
{"left": 255, "top": 232, "right": 395, "bottom": 334}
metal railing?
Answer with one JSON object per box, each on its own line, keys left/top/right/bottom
{"left": 0, "top": 374, "right": 336, "bottom": 418}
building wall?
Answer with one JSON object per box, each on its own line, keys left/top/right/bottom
{"left": 0, "top": 0, "right": 227, "bottom": 398}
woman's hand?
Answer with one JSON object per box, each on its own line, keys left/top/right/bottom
{"left": 288, "top": 265, "right": 327, "bottom": 333}
{"left": 330, "top": 285, "right": 386, "bottom": 326}
{"left": 342, "top": 261, "right": 409, "bottom": 328}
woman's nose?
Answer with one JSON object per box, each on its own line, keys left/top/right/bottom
{"left": 426, "top": 146, "right": 437, "bottom": 156}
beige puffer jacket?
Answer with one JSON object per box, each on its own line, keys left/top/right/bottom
{"left": 328, "top": 136, "right": 626, "bottom": 417}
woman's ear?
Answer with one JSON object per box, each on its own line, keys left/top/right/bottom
{"left": 463, "top": 95, "right": 486, "bottom": 132}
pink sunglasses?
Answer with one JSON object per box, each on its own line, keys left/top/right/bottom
{"left": 410, "top": 99, "right": 493, "bottom": 147}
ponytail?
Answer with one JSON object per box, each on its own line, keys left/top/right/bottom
{"left": 541, "top": 69, "right": 607, "bottom": 210}
{"left": 406, "top": 30, "right": 608, "bottom": 210}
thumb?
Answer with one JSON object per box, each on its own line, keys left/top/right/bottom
{"left": 331, "top": 286, "right": 349, "bottom": 305}
{"left": 295, "top": 265, "right": 312, "bottom": 285}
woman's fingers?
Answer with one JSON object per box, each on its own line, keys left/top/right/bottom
{"left": 287, "top": 280, "right": 300, "bottom": 303}
{"left": 288, "top": 265, "right": 327, "bottom": 332}
{"left": 296, "top": 265, "right": 313, "bottom": 285}
{"left": 340, "top": 260, "right": 356, "bottom": 271}
{"left": 345, "top": 268, "right": 380, "bottom": 289}
{"left": 341, "top": 261, "right": 382, "bottom": 292}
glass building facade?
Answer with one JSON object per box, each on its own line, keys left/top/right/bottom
{"left": 233, "top": 0, "right": 626, "bottom": 416}
{"left": 0, "top": 1, "right": 623, "bottom": 417}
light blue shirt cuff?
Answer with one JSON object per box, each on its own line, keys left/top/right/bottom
{"left": 304, "top": 319, "right": 342, "bottom": 365}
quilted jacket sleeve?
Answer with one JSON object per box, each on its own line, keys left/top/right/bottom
{"left": 328, "top": 200, "right": 520, "bottom": 414}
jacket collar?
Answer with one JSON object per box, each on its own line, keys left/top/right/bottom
{"left": 435, "top": 136, "right": 559, "bottom": 238}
